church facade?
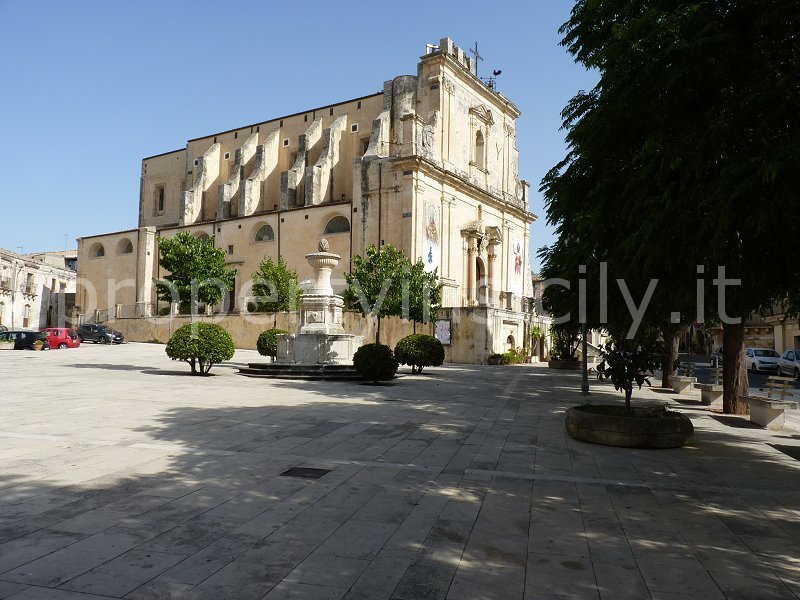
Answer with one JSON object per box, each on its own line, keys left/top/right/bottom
{"left": 77, "top": 38, "right": 539, "bottom": 362}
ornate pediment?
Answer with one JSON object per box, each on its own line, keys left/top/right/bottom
{"left": 469, "top": 105, "right": 494, "bottom": 126}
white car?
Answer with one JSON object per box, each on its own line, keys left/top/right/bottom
{"left": 777, "top": 349, "right": 800, "bottom": 379}
{"left": 744, "top": 348, "right": 780, "bottom": 373}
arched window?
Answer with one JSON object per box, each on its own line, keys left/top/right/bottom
{"left": 324, "top": 216, "right": 350, "bottom": 234}
{"left": 475, "top": 130, "right": 486, "bottom": 170}
{"left": 117, "top": 239, "right": 134, "bottom": 255}
{"left": 254, "top": 224, "right": 275, "bottom": 242}
{"left": 194, "top": 232, "right": 210, "bottom": 246}
{"left": 89, "top": 243, "right": 105, "bottom": 259}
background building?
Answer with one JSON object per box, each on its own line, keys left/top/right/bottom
{"left": 0, "top": 249, "right": 77, "bottom": 330}
{"left": 77, "top": 38, "right": 538, "bottom": 362}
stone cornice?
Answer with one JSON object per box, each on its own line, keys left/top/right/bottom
{"left": 390, "top": 155, "right": 536, "bottom": 224}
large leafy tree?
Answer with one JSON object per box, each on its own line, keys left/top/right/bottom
{"left": 251, "top": 257, "right": 301, "bottom": 312}
{"left": 344, "top": 244, "right": 410, "bottom": 344}
{"left": 156, "top": 233, "right": 236, "bottom": 312}
{"left": 543, "top": 0, "right": 800, "bottom": 413}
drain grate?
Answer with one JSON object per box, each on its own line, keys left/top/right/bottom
{"left": 771, "top": 444, "right": 800, "bottom": 461}
{"left": 280, "top": 467, "right": 331, "bottom": 479}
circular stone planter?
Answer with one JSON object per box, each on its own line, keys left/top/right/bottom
{"left": 565, "top": 405, "right": 693, "bottom": 449}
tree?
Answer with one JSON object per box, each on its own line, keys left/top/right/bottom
{"left": 156, "top": 233, "right": 236, "bottom": 313}
{"left": 405, "top": 260, "right": 442, "bottom": 329}
{"left": 165, "top": 322, "right": 235, "bottom": 375}
{"left": 543, "top": 0, "right": 800, "bottom": 413}
{"left": 251, "top": 257, "right": 301, "bottom": 313}
{"left": 344, "top": 245, "right": 409, "bottom": 344}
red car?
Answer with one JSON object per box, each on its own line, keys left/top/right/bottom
{"left": 39, "top": 327, "right": 81, "bottom": 349}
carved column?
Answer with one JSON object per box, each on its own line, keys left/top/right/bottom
{"left": 487, "top": 239, "right": 500, "bottom": 308}
{"left": 466, "top": 238, "right": 476, "bottom": 306}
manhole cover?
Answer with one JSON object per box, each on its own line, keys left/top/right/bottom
{"left": 280, "top": 467, "right": 331, "bottom": 479}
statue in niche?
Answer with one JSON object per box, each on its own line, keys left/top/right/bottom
{"left": 421, "top": 111, "right": 438, "bottom": 150}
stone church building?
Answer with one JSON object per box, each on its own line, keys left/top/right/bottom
{"left": 77, "top": 38, "right": 540, "bottom": 362}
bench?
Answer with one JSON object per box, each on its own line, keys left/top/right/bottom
{"left": 671, "top": 362, "right": 697, "bottom": 394}
{"left": 741, "top": 375, "right": 799, "bottom": 429}
{"left": 695, "top": 367, "right": 723, "bottom": 406}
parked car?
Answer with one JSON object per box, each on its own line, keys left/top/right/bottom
{"left": 77, "top": 324, "right": 125, "bottom": 344}
{"left": 0, "top": 330, "right": 51, "bottom": 350}
{"left": 777, "top": 349, "right": 800, "bottom": 379}
{"left": 40, "top": 327, "right": 81, "bottom": 349}
{"left": 0, "top": 325, "right": 7, "bottom": 333}
{"left": 710, "top": 347, "right": 724, "bottom": 368}
{"left": 744, "top": 348, "right": 780, "bottom": 373}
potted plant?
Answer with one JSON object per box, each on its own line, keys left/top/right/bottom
{"left": 564, "top": 339, "right": 694, "bottom": 448}
{"left": 0, "top": 335, "right": 13, "bottom": 351}
{"left": 32, "top": 337, "right": 46, "bottom": 351}
{"left": 487, "top": 353, "right": 505, "bottom": 365}
{"left": 530, "top": 325, "right": 544, "bottom": 361}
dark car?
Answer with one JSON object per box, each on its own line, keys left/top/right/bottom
{"left": 0, "top": 330, "right": 51, "bottom": 350}
{"left": 77, "top": 324, "right": 125, "bottom": 344}
{"left": 710, "top": 347, "right": 724, "bottom": 368}
{"left": 0, "top": 325, "right": 7, "bottom": 333}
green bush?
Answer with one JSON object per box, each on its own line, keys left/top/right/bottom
{"left": 503, "top": 348, "right": 525, "bottom": 365}
{"left": 257, "top": 328, "right": 289, "bottom": 359}
{"left": 165, "top": 322, "right": 235, "bottom": 375}
{"left": 353, "top": 343, "right": 398, "bottom": 384}
{"left": 394, "top": 334, "right": 445, "bottom": 374}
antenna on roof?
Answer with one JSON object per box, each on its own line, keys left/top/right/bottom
{"left": 482, "top": 69, "right": 503, "bottom": 90}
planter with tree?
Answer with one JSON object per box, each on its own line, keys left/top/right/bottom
{"left": 565, "top": 339, "right": 693, "bottom": 448}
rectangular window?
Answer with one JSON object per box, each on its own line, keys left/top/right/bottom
{"left": 155, "top": 185, "right": 165, "bottom": 214}
{"left": 351, "top": 123, "right": 359, "bottom": 133}
{"left": 227, "top": 245, "right": 234, "bottom": 255}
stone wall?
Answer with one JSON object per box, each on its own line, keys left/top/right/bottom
{"left": 107, "top": 305, "right": 539, "bottom": 365}
{"left": 108, "top": 312, "right": 432, "bottom": 354}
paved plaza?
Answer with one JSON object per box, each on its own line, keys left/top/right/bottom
{"left": 0, "top": 343, "right": 799, "bottom": 599}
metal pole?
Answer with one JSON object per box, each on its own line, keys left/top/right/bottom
{"left": 581, "top": 322, "right": 590, "bottom": 395}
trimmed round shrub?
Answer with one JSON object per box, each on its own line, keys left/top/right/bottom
{"left": 257, "top": 328, "right": 289, "bottom": 359}
{"left": 165, "top": 322, "right": 235, "bottom": 376}
{"left": 394, "top": 334, "right": 445, "bottom": 374}
{"left": 353, "top": 343, "right": 398, "bottom": 384}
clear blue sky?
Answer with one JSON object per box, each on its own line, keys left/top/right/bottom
{"left": 0, "top": 0, "right": 596, "bottom": 271}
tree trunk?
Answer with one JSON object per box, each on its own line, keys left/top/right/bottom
{"left": 661, "top": 323, "right": 679, "bottom": 389}
{"left": 624, "top": 386, "right": 633, "bottom": 414}
{"left": 722, "top": 322, "right": 749, "bottom": 414}
{"left": 189, "top": 358, "right": 196, "bottom": 374}
{"left": 376, "top": 317, "right": 381, "bottom": 345}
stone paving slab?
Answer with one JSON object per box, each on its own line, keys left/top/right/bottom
{"left": 1, "top": 343, "right": 800, "bottom": 599}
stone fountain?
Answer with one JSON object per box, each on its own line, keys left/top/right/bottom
{"left": 275, "top": 239, "right": 363, "bottom": 365}
{"left": 239, "top": 240, "right": 363, "bottom": 379}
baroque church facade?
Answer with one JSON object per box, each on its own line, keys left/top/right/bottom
{"left": 77, "top": 38, "right": 539, "bottom": 362}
